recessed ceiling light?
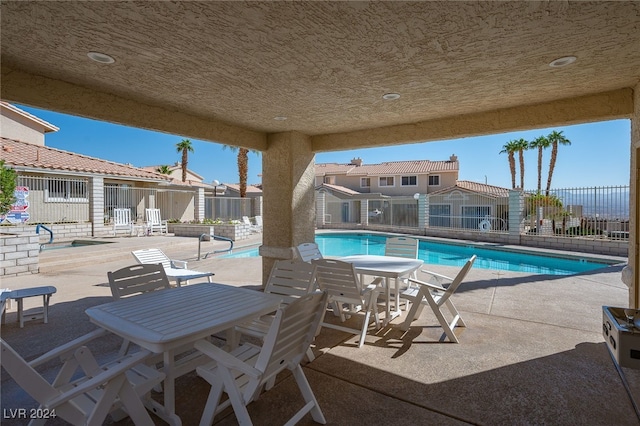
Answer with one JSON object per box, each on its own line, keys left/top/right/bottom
{"left": 87, "top": 51, "right": 115, "bottom": 64}
{"left": 549, "top": 56, "right": 576, "bottom": 68}
{"left": 273, "top": 116, "right": 287, "bottom": 121}
{"left": 382, "top": 93, "right": 401, "bottom": 100}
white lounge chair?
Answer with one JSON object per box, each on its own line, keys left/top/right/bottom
{"left": 0, "top": 329, "right": 164, "bottom": 426}
{"left": 295, "top": 242, "right": 323, "bottom": 262}
{"left": 242, "top": 215, "right": 261, "bottom": 233}
{"left": 113, "top": 208, "right": 134, "bottom": 236}
{"left": 312, "top": 258, "right": 381, "bottom": 348}
{"left": 195, "top": 291, "right": 328, "bottom": 426}
{"left": 131, "top": 248, "right": 214, "bottom": 286}
{"left": 145, "top": 208, "right": 168, "bottom": 235}
{"left": 399, "top": 255, "right": 477, "bottom": 343}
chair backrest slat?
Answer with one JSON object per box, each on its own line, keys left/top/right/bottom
{"left": 312, "top": 259, "right": 363, "bottom": 304}
{"left": 256, "top": 292, "right": 327, "bottom": 380}
{"left": 132, "top": 248, "right": 172, "bottom": 269}
{"left": 108, "top": 264, "right": 171, "bottom": 299}
{"left": 295, "top": 242, "right": 323, "bottom": 262}
{"left": 385, "top": 236, "right": 419, "bottom": 259}
{"left": 441, "top": 255, "right": 477, "bottom": 301}
{"left": 264, "top": 260, "right": 316, "bottom": 302}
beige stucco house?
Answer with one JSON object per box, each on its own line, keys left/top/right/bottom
{"left": 315, "top": 156, "right": 459, "bottom": 197}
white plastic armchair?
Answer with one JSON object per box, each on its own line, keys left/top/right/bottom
{"left": 312, "top": 258, "right": 381, "bottom": 348}
{"left": 385, "top": 236, "right": 419, "bottom": 308}
{"left": 131, "top": 248, "right": 214, "bottom": 286}
{"left": 113, "top": 208, "right": 134, "bottom": 236}
{"left": 295, "top": 242, "right": 323, "bottom": 263}
{"left": 195, "top": 291, "right": 328, "bottom": 426}
{"left": 399, "top": 255, "right": 477, "bottom": 343}
{"left": 144, "top": 208, "right": 168, "bottom": 234}
{"left": 0, "top": 329, "right": 164, "bottom": 426}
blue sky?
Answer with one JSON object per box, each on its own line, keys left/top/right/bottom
{"left": 18, "top": 104, "right": 630, "bottom": 189}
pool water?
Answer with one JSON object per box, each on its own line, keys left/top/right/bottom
{"left": 223, "top": 233, "right": 620, "bottom": 275}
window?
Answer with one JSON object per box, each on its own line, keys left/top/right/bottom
{"left": 461, "top": 206, "right": 491, "bottom": 229}
{"left": 401, "top": 176, "right": 417, "bottom": 186}
{"left": 429, "top": 204, "right": 451, "bottom": 227}
{"left": 46, "top": 178, "right": 88, "bottom": 202}
{"left": 360, "top": 177, "right": 371, "bottom": 188}
{"left": 324, "top": 176, "right": 335, "bottom": 184}
{"left": 379, "top": 176, "right": 394, "bottom": 187}
{"left": 428, "top": 175, "right": 440, "bottom": 186}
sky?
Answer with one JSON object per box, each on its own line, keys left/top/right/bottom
{"left": 17, "top": 104, "right": 631, "bottom": 189}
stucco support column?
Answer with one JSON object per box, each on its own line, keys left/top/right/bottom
{"left": 360, "top": 199, "right": 369, "bottom": 227}
{"left": 195, "top": 187, "right": 205, "bottom": 222}
{"left": 259, "top": 131, "right": 315, "bottom": 286}
{"left": 89, "top": 176, "right": 104, "bottom": 236}
{"left": 629, "top": 83, "right": 640, "bottom": 308}
{"left": 316, "top": 191, "right": 326, "bottom": 227}
{"left": 508, "top": 190, "right": 525, "bottom": 239}
{"left": 417, "top": 194, "right": 427, "bottom": 229}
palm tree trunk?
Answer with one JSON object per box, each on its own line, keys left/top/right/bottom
{"left": 509, "top": 153, "right": 516, "bottom": 189}
{"left": 545, "top": 143, "right": 558, "bottom": 195}
{"left": 519, "top": 150, "right": 525, "bottom": 189}
{"left": 537, "top": 147, "right": 543, "bottom": 192}
{"left": 181, "top": 149, "right": 188, "bottom": 182}
{"left": 238, "top": 148, "right": 248, "bottom": 197}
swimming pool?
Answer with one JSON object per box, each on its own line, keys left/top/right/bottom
{"left": 223, "top": 232, "right": 621, "bottom": 275}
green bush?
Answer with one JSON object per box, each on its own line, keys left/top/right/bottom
{"left": 0, "top": 160, "right": 17, "bottom": 216}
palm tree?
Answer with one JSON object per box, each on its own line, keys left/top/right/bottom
{"left": 545, "top": 130, "right": 571, "bottom": 195}
{"left": 175, "top": 139, "right": 194, "bottom": 182}
{"left": 529, "top": 135, "right": 550, "bottom": 193}
{"left": 155, "top": 165, "right": 172, "bottom": 175}
{"left": 222, "top": 145, "right": 260, "bottom": 197}
{"left": 513, "top": 138, "right": 529, "bottom": 189}
{"left": 500, "top": 140, "right": 519, "bottom": 189}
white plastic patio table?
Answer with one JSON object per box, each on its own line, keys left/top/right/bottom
{"left": 338, "top": 255, "right": 423, "bottom": 324}
{"left": 85, "top": 283, "right": 283, "bottom": 426}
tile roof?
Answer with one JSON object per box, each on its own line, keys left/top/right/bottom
{"left": 224, "top": 183, "right": 263, "bottom": 194}
{"left": 0, "top": 102, "right": 59, "bottom": 132}
{"left": 430, "top": 180, "right": 511, "bottom": 197}
{"left": 0, "top": 137, "right": 170, "bottom": 181}
{"left": 315, "top": 159, "right": 458, "bottom": 176}
{"left": 317, "top": 183, "right": 361, "bottom": 195}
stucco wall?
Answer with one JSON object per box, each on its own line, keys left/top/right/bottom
{"left": 0, "top": 109, "right": 46, "bottom": 145}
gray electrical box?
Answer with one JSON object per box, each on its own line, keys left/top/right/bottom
{"left": 602, "top": 306, "right": 640, "bottom": 369}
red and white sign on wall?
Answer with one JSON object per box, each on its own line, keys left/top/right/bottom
{"left": 0, "top": 186, "right": 30, "bottom": 223}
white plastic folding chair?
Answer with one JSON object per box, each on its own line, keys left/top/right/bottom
{"left": 145, "top": 208, "right": 168, "bottom": 234}
{"left": 399, "top": 255, "right": 477, "bottom": 343}
{"left": 131, "top": 248, "right": 214, "bottom": 286}
{"left": 295, "top": 242, "right": 323, "bottom": 263}
{"left": 384, "top": 236, "right": 419, "bottom": 309}
{"left": 195, "top": 291, "right": 328, "bottom": 426}
{"left": 113, "top": 208, "right": 134, "bottom": 236}
{"left": 312, "top": 258, "right": 381, "bottom": 348}
{"left": 230, "top": 259, "right": 318, "bottom": 361}
{"left": 0, "top": 329, "right": 164, "bottom": 426}
{"left": 242, "top": 216, "right": 261, "bottom": 233}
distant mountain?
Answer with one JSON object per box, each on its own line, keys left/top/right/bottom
{"left": 545, "top": 187, "right": 629, "bottom": 220}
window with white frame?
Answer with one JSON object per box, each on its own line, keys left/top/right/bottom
{"left": 379, "top": 176, "right": 394, "bottom": 187}
{"left": 45, "top": 178, "right": 88, "bottom": 202}
{"left": 428, "top": 175, "right": 440, "bottom": 186}
{"left": 360, "top": 177, "right": 371, "bottom": 188}
{"left": 401, "top": 176, "right": 417, "bottom": 186}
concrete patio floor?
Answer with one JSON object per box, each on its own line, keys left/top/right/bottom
{"left": 1, "top": 234, "right": 639, "bottom": 425}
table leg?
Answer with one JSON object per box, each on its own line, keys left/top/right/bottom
{"left": 144, "top": 350, "right": 182, "bottom": 426}
{"left": 17, "top": 298, "right": 24, "bottom": 328}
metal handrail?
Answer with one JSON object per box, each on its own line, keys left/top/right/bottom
{"left": 198, "top": 234, "right": 234, "bottom": 260}
{"left": 36, "top": 223, "right": 54, "bottom": 249}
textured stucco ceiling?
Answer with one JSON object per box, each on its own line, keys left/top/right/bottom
{"left": 1, "top": 1, "right": 639, "bottom": 150}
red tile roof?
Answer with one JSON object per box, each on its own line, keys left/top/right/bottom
{"left": 316, "top": 159, "right": 458, "bottom": 176}
{"left": 430, "top": 180, "right": 511, "bottom": 197}
{"left": 0, "top": 137, "right": 170, "bottom": 181}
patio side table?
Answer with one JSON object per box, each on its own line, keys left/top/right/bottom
{"left": 8, "top": 286, "right": 57, "bottom": 328}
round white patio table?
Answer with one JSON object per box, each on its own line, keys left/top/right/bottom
{"left": 338, "top": 255, "right": 423, "bottom": 324}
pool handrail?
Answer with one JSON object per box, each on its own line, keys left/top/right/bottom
{"left": 36, "top": 223, "right": 54, "bottom": 248}
{"left": 198, "top": 234, "right": 234, "bottom": 260}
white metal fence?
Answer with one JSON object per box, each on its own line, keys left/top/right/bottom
{"left": 16, "top": 175, "right": 89, "bottom": 223}
{"left": 320, "top": 185, "right": 630, "bottom": 241}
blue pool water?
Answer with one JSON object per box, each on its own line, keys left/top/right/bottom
{"left": 222, "top": 233, "right": 620, "bottom": 275}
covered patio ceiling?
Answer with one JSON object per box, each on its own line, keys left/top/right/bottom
{"left": 1, "top": 1, "right": 638, "bottom": 151}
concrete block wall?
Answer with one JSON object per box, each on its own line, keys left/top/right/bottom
{"left": 0, "top": 234, "right": 39, "bottom": 276}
